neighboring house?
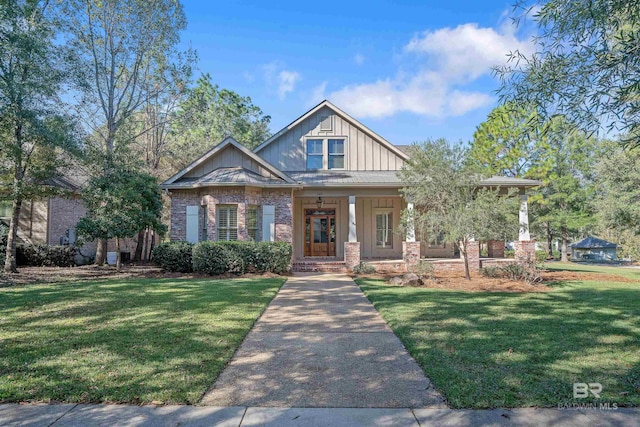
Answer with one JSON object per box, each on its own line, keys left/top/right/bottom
{"left": 570, "top": 237, "right": 618, "bottom": 261}
{"left": 161, "top": 100, "right": 539, "bottom": 271}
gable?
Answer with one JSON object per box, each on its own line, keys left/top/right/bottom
{"left": 255, "top": 102, "right": 407, "bottom": 172}
{"left": 184, "top": 144, "right": 275, "bottom": 179}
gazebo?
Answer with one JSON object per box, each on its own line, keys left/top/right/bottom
{"left": 570, "top": 237, "right": 617, "bottom": 262}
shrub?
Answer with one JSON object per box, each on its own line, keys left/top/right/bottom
{"left": 480, "top": 265, "right": 501, "bottom": 278}
{"left": 504, "top": 249, "right": 515, "bottom": 258}
{"left": 152, "top": 241, "right": 193, "bottom": 273}
{"left": 352, "top": 262, "right": 376, "bottom": 274}
{"left": 192, "top": 242, "right": 232, "bottom": 275}
{"left": 257, "top": 241, "right": 292, "bottom": 274}
{"left": 15, "top": 244, "right": 76, "bottom": 267}
{"left": 500, "top": 261, "right": 542, "bottom": 285}
{"left": 412, "top": 260, "right": 435, "bottom": 280}
{"left": 535, "top": 250, "right": 548, "bottom": 263}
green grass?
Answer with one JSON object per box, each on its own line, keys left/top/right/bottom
{"left": 0, "top": 277, "right": 285, "bottom": 404}
{"left": 356, "top": 265, "right": 640, "bottom": 408}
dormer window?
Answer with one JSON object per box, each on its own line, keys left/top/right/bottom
{"left": 306, "top": 138, "right": 346, "bottom": 170}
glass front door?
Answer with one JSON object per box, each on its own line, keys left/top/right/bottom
{"left": 304, "top": 209, "right": 336, "bottom": 257}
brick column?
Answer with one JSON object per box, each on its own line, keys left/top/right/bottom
{"left": 514, "top": 240, "right": 536, "bottom": 263}
{"left": 487, "top": 240, "right": 505, "bottom": 258}
{"left": 344, "top": 241, "right": 361, "bottom": 270}
{"left": 460, "top": 241, "right": 480, "bottom": 271}
{"left": 403, "top": 241, "right": 421, "bottom": 270}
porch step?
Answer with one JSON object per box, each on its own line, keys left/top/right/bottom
{"left": 292, "top": 260, "right": 348, "bottom": 273}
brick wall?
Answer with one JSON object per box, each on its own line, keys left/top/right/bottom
{"left": 460, "top": 240, "right": 480, "bottom": 272}
{"left": 169, "top": 191, "right": 202, "bottom": 241}
{"left": 261, "top": 189, "right": 293, "bottom": 244}
{"left": 487, "top": 240, "right": 505, "bottom": 258}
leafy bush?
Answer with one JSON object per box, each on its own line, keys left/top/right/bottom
{"left": 15, "top": 244, "right": 76, "bottom": 267}
{"left": 215, "top": 241, "right": 246, "bottom": 274}
{"left": 535, "top": 250, "right": 548, "bottom": 263}
{"left": 412, "top": 259, "right": 435, "bottom": 280}
{"left": 352, "top": 262, "right": 376, "bottom": 274}
{"left": 504, "top": 249, "right": 515, "bottom": 258}
{"left": 192, "top": 242, "right": 232, "bottom": 275}
{"left": 480, "top": 265, "right": 501, "bottom": 278}
{"left": 256, "top": 241, "right": 292, "bottom": 274}
{"left": 152, "top": 241, "right": 193, "bottom": 272}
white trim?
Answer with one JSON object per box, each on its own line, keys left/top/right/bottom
{"left": 162, "top": 136, "right": 295, "bottom": 186}
{"left": 373, "top": 208, "right": 394, "bottom": 249}
{"left": 254, "top": 100, "right": 409, "bottom": 162}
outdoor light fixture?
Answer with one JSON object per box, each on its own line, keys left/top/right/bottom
{"left": 316, "top": 196, "right": 324, "bottom": 209}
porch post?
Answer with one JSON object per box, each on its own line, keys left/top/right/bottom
{"left": 344, "top": 195, "right": 360, "bottom": 269}
{"left": 515, "top": 193, "right": 536, "bottom": 263}
{"left": 519, "top": 195, "right": 530, "bottom": 241}
{"left": 403, "top": 201, "right": 420, "bottom": 271}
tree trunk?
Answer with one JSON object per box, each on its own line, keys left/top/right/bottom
{"left": 4, "top": 198, "right": 23, "bottom": 273}
{"left": 116, "top": 236, "right": 121, "bottom": 272}
{"left": 149, "top": 233, "right": 156, "bottom": 261}
{"left": 546, "top": 223, "right": 553, "bottom": 258}
{"left": 133, "top": 229, "right": 144, "bottom": 262}
{"left": 561, "top": 226, "right": 569, "bottom": 262}
{"left": 95, "top": 238, "right": 107, "bottom": 265}
{"left": 460, "top": 241, "right": 471, "bottom": 281}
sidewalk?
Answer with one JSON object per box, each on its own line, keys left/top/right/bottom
{"left": 1, "top": 403, "right": 638, "bottom": 426}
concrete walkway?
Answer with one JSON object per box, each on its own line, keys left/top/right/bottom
{"left": 201, "top": 273, "right": 445, "bottom": 408}
{"left": 1, "top": 404, "right": 638, "bottom": 426}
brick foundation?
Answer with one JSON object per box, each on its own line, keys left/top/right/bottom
{"left": 514, "top": 240, "right": 536, "bottom": 263}
{"left": 402, "top": 241, "right": 421, "bottom": 270}
{"left": 344, "top": 241, "right": 361, "bottom": 270}
{"left": 487, "top": 240, "right": 505, "bottom": 258}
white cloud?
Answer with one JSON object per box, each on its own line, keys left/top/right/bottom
{"left": 353, "top": 53, "right": 365, "bottom": 66}
{"left": 327, "top": 22, "right": 532, "bottom": 119}
{"left": 263, "top": 62, "right": 301, "bottom": 99}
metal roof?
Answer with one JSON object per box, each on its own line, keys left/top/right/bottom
{"left": 164, "top": 167, "right": 295, "bottom": 189}
{"left": 287, "top": 170, "right": 403, "bottom": 186}
{"left": 478, "top": 176, "right": 542, "bottom": 187}
{"left": 570, "top": 237, "right": 617, "bottom": 249}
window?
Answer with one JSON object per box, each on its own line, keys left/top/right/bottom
{"left": 328, "top": 139, "right": 345, "bottom": 169}
{"left": 429, "top": 232, "right": 445, "bottom": 248}
{"left": 201, "top": 206, "right": 208, "bottom": 241}
{"left": 306, "top": 139, "right": 323, "bottom": 169}
{"left": 247, "top": 206, "right": 258, "bottom": 241}
{"left": 217, "top": 206, "right": 238, "bottom": 241}
{"left": 375, "top": 212, "right": 393, "bottom": 248}
{"left": 320, "top": 115, "right": 332, "bottom": 131}
{"left": 0, "top": 200, "right": 11, "bottom": 218}
{"left": 306, "top": 138, "right": 346, "bottom": 170}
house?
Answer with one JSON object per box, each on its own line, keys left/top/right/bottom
{"left": 161, "top": 100, "right": 539, "bottom": 271}
{"left": 570, "top": 237, "right": 618, "bottom": 262}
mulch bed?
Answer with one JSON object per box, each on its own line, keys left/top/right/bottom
{"left": 0, "top": 264, "right": 282, "bottom": 287}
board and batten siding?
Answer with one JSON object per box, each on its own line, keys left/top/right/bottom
{"left": 184, "top": 144, "right": 275, "bottom": 179}
{"left": 356, "top": 196, "right": 404, "bottom": 259}
{"left": 256, "top": 106, "right": 405, "bottom": 171}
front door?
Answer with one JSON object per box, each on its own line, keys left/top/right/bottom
{"left": 304, "top": 209, "right": 336, "bottom": 257}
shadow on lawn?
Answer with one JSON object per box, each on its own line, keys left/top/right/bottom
{"left": 359, "top": 280, "right": 640, "bottom": 408}
{"left": 0, "top": 278, "right": 283, "bottom": 404}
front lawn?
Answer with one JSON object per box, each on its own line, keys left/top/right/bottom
{"left": 0, "top": 277, "right": 285, "bottom": 404}
{"left": 356, "top": 265, "right": 640, "bottom": 408}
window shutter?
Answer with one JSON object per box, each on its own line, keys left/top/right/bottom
{"left": 262, "top": 205, "right": 275, "bottom": 242}
{"left": 186, "top": 205, "right": 199, "bottom": 243}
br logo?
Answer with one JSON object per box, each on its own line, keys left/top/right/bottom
{"left": 573, "top": 383, "right": 602, "bottom": 399}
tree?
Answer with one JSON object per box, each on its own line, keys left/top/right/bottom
{"left": 0, "top": 0, "right": 80, "bottom": 273}
{"left": 170, "top": 74, "right": 271, "bottom": 168}
{"left": 594, "top": 143, "right": 640, "bottom": 255}
{"left": 65, "top": 0, "right": 189, "bottom": 265}
{"left": 399, "top": 139, "right": 518, "bottom": 280}
{"left": 528, "top": 130, "right": 599, "bottom": 261}
{"left": 76, "top": 166, "right": 165, "bottom": 272}
{"left": 497, "top": 1, "right": 640, "bottom": 145}
{"left": 468, "top": 103, "right": 548, "bottom": 178}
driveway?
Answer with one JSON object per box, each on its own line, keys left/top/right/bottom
{"left": 201, "top": 272, "right": 445, "bottom": 408}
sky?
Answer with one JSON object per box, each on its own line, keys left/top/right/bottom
{"left": 179, "top": 0, "right": 536, "bottom": 146}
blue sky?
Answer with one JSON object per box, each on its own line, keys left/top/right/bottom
{"left": 179, "top": 0, "right": 535, "bottom": 145}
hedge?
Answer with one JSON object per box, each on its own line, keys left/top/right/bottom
{"left": 153, "top": 240, "right": 292, "bottom": 275}
{"left": 15, "top": 244, "right": 76, "bottom": 267}
{"left": 151, "top": 241, "right": 193, "bottom": 272}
